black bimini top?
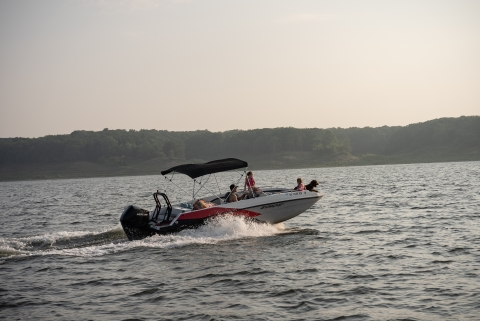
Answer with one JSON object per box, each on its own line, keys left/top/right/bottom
{"left": 161, "top": 158, "right": 248, "bottom": 179}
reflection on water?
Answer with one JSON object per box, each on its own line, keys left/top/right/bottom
{"left": 0, "top": 161, "right": 479, "bottom": 320}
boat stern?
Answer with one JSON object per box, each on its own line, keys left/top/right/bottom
{"left": 120, "top": 205, "right": 154, "bottom": 241}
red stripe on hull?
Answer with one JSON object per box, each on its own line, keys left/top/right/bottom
{"left": 177, "top": 207, "right": 260, "bottom": 221}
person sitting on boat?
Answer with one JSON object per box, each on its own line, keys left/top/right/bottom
{"left": 193, "top": 199, "right": 215, "bottom": 210}
{"left": 305, "top": 180, "right": 319, "bottom": 192}
{"left": 294, "top": 178, "right": 305, "bottom": 191}
{"left": 244, "top": 171, "right": 264, "bottom": 197}
{"left": 226, "top": 184, "right": 247, "bottom": 203}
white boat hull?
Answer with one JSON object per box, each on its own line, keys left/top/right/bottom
{"left": 120, "top": 188, "right": 322, "bottom": 240}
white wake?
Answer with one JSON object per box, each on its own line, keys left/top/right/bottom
{"left": 1, "top": 216, "right": 285, "bottom": 259}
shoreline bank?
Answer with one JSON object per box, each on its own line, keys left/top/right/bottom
{"left": 2, "top": 151, "right": 479, "bottom": 182}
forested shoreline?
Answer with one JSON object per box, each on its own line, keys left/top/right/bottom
{"left": 1, "top": 116, "right": 479, "bottom": 181}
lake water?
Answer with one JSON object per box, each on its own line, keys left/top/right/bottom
{"left": 1, "top": 162, "right": 479, "bottom": 320}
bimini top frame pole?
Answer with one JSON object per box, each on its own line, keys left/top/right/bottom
{"left": 162, "top": 172, "right": 190, "bottom": 199}
{"left": 161, "top": 158, "right": 249, "bottom": 204}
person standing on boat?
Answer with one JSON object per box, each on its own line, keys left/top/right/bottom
{"left": 244, "top": 171, "right": 263, "bottom": 197}
{"left": 227, "top": 184, "right": 247, "bottom": 203}
{"left": 294, "top": 178, "right": 305, "bottom": 191}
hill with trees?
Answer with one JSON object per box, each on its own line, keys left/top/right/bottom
{"left": 1, "top": 116, "right": 479, "bottom": 181}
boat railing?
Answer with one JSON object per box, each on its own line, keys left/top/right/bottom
{"left": 153, "top": 191, "right": 173, "bottom": 223}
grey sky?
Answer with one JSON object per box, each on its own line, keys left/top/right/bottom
{"left": 1, "top": 0, "right": 479, "bottom": 138}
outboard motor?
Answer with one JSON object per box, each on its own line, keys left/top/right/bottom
{"left": 120, "top": 205, "right": 153, "bottom": 241}
{"left": 120, "top": 192, "right": 173, "bottom": 241}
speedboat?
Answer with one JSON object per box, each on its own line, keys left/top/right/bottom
{"left": 120, "top": 158, "right": 322, "bottom": 241}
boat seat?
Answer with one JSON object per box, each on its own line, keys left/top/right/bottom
{"left": 209, "top": 197, "right": 225, "bottom": 205}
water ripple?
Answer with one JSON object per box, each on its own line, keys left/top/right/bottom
{"left": 0, "top": 162, "right": 479, "bottom": 320}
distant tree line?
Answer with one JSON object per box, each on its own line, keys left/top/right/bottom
{"left": 335, "top": 116, "right": 480, "bottom": 155}
{"left": 1, "top": 116, "right": 479, "bottom": 166}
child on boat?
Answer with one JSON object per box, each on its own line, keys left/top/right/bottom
{"left": 294, "top": 178, "right": 305, "bottom": 191}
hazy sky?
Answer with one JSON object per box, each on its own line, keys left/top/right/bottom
{"left": 1, "top": 0, "right": 479, "bottom": 138}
